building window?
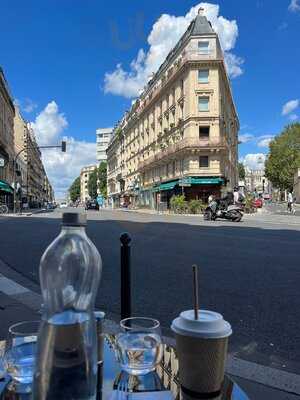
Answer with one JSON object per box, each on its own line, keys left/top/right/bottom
{"left": 199, "top": 156, "right": 209, "bottom": 168}
{"left": 198, "top": 41, "right": 209, "bottom": 54}
{"left": 198, "top": 69, "right": 209, "bottom": 83}
{"left": 199, "top": 126, "right": 210, "bottom": 139}
{"left": 198, "top": 97, "right": 209, "bottom": 112}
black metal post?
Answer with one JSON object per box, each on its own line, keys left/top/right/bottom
{"left": 120, "top": 232, "right": 132, "bottom": 320}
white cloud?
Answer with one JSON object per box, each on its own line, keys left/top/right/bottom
{"left": 224, "top": 53, "right": 244, "bottom": 78}
{"left": 242, "top": 153, "right": 266, "bottom": 170}
{"left": 257, "top": 135, "right": 274, "bottom": 148}
{"left": 23, "top": 98, "right": 38, "bottom": 113}
{"left": 104, "top": 2, "right": 243, "bottom": 98}
{"left": 282, "top": 99, "right": 299, "bottom": 115}
{"left": 30, "top": 101, "right": 68, "bottom": 145}
{"left": 238, "top": 133, "right": 254, "bottom": 143}
{"left": 288, "top": 0, "right": 300, "bottom": 12}
{"left": 30, "top": 102, "right": 96, "bottom": 199}
{"left": 14, "top": 98, "right": 38, "bottom": 113}
{"left": 278, "top": 22, "right": 288, "bottom": 30}
{"left": 41, "top": 137, "right": 97, "bottom": 199}
{"left": 289, "top": 113, "right": 298, "bottom": 121}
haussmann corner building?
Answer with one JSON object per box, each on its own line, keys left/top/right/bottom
{"left": 107, "top": 9, "right": 239, "bottom": 210}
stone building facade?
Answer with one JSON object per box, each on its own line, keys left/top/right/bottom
{"left": 0, "top": 67, "right": 15, "bottom": 203}
{"left": 107, "top": 9, "right": 239, "bottom": 209}
{"left": 80, "top": 165, "right": 97, "bottom": 202}
{"left": 23, "top": 125, "right": 50, "bottom": 206}
{"left": 244, "top": 168, "right": 270, "bottom": 194}
{"left": 294, "top": 168, "right": 300, "bottom": 203}
{"left": 14, "top": 106, "right": 28, "bottom": 204}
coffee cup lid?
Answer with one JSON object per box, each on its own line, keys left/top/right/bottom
{"left": 171, "top": 309, "right": 232, "bottom": 339}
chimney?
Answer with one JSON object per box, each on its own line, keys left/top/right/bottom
{"left": 198, "top": 7, "right": 204, "bottom": 16}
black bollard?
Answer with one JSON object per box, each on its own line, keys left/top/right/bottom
{"left": 120, "top": 232, "right": 132, "bottom": 320}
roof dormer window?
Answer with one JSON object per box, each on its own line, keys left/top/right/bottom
{"left": 198, "top": 41, "right": 209, "bottom": 54}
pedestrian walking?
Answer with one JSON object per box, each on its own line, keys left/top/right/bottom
{"left": 233, "top": 187, "right": 239, "bottom": 204}
{"left": 287, "top": 191, "right": 295, "bottom": 214}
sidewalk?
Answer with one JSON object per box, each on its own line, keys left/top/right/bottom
{"left": 1, "top": 208, "right": 53, "bottom": 218}
{"left": 117, "top": 206, "right": 268, "bottom": 218}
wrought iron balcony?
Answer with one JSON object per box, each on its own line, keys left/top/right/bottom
{"left": 138, "top": 137, "right": 226, "bottom": 170}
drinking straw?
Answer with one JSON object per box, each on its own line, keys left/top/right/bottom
{"left": 192, "top": 264, "right": 199, "bottom": 320}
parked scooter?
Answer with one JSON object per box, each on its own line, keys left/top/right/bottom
{"left": 204, "top": 199, "right": 244, "bottom": 222}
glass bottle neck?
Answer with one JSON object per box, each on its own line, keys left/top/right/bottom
{"left": 61, "top": 226, "right": 86, "bottom": 234}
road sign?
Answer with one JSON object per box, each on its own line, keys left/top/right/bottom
{"left": 179, "top": 177, "right": 191, "bottom": 187}
{"left": 0, "top": 158, "right": 4, "bottom": 167}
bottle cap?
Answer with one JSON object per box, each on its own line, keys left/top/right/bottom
{"left": 171, "top": 309, "right": 232, "bottom": 339}
{"left": 62, "top": 212, "right": 87, "bottom": 227}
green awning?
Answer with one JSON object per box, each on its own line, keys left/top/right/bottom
{"left": 191, "top": 177, "right": 224, "bottom": 185}
{"left": 152, "top": 180, "right": 179, "bottom": 192}
{"left": 0, "top": 180, "right": 13, "bottom": 194}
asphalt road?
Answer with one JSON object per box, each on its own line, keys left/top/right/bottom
{"left": 0, "top": 208, "right": 300, "bottom": 375}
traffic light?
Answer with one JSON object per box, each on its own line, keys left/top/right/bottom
{"left": 61, "top": 141, "right": 66, "bottom": 152}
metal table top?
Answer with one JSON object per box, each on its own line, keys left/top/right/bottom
{"left": 0, "top": 334, "right": 249, "bottom": 399}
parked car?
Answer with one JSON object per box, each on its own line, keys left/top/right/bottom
{"left": 263, "top": 193, "right": 271, "bottom": 201}
{"left": 253, "top": 198, "right": 263, "bottom": 208}
{"left": 85, "top": 200, "right": 99, "bottom": 210}
{"left": 46, "top": 202, "right": 55, "bottom": 210}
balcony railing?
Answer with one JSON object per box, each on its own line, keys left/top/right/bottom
{"left": 138, "top": 137, "right": 226, "bottom": 170}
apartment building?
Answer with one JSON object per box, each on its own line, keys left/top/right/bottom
{"left": 14, "top": 106, "right": 28, "bottom": 203}
{"left": 23, "top": 125, "right": 46, "bottom": 206}
{"left": 80, "top": 165, "right": 97, "bottom": 202}
{"left": 244, "top": 168, "right": 270, "bottom": 194}
{"left": 0, "top": 67, "right": 15, "bottom": 203}
{"left": 107, "top": 9, "right": 239, "bottom": 209}
{"left": 96, "top": 128, "right": 113, "bottom": 163}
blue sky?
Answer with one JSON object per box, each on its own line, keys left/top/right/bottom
{"left": 1, "top": 0, "right": 300, "bottom": 197}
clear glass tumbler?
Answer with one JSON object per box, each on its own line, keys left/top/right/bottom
{"left": 5, "top": 321, "right": 39, "bottom": 385}
{"left": 116, "top": 317, "right": 163, "bottom": 376}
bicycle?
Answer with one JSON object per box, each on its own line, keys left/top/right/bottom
{"left": 0, "top": 204, "right": 9, "bottom": 214}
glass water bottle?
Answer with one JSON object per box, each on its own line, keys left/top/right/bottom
{"left": 33, "top": 213, "right": 102, "bottom": 400}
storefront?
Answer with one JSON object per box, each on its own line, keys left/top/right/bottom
{"left": 151, "top": 177, "right": 225, "bottom": 209}
{"left": 138, "top": 189, "right": 151, "bottom": 207}
{"left": 0, "top": 179, "right": 13, "bottom": 208}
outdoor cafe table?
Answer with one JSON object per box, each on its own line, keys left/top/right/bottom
{"left": 0, "top": 334, "right": 249, "bottom": 399}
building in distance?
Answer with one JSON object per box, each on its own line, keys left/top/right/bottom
{"left": 96, "top": 128, "right": 113, "bottom": 163}
{"left": 80, "top": 165, "right": 97, "bottom": 203}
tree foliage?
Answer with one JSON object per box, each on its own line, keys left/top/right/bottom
{"left": 238, "top": 162, "right": 246, "bottom": 180}
{"left": 265, "top": 123, "right": 300, "bottom": 190}
{"left": 69, "top": 177, "right": 81, "bottom": 202}
{"left": 88, "top": 169, "right": 98, "bottom": 199}
{"left": 98, "top": 161, "right": 107, "bottom": 198}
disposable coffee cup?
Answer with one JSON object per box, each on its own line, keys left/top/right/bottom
{"left": 171, "top": 309, "right": 232, "bottom": 396}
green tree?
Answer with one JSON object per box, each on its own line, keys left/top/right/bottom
{"left": 69, "top": 177, "right": 81, "bottom": 202}
{"left": 238, "top": 162, "right": 246, "bottom": 180}
{"left": 88, "top": 169, "right": 98, "bottom": 199}
{"left": 98, "top": 161, "right": 107, "bottom": 198}
{"left": 265, "top": 123, "right": 300, "bottom": 190}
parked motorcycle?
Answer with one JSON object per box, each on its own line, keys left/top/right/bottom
{"left": 204, "top": 200, "right": 244, "bottom": 222}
